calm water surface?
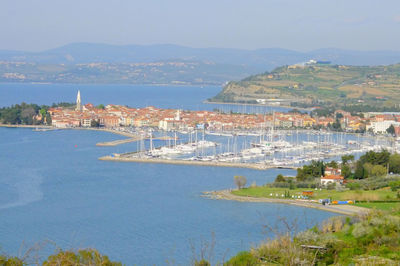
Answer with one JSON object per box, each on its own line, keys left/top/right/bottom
{"left": 0, "top": 83, "right": 292, "bottom": 113}
{"left": 0, "top": 128, "right": 334, "bottom": 264}
{"left": 0, "top": 84, "right": 333, "bottom": 264}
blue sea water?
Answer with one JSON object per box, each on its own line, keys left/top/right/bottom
{"left": 0, "top": 84, "right": 333, "bottom": 265}
{"left": 0, "top": 83, "right": 292, "bottom": 113}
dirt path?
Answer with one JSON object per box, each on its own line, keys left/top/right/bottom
{"left": 203, "top": 190, "right": 369, "bottom": 216}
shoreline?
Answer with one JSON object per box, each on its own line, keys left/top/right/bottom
{"left": 203, "top": 100, "right": 314, "bottom": 111}
{"left": 0, "top": 124, "right": 53, "bottom": 129}
{"left": 0, "top": 124, "right": 138, "bottom": 138}
{"left": 203, "top": 190, "right": 369, "bottom": 216}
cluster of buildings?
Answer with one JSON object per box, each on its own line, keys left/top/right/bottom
{"left": 47, "top": 91, "right": 400, "bottom": 136}
{"left": 49, "top": 91, "right": 323, "bottom": 131}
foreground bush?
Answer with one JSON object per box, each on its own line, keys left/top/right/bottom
{"left": 43, "top": 248, "right": 122, "bottom": 266}
{"left": 0, "top": 248, "right": 121, "bottom": 266}
{"left": 0, "top": 255, "right": 24, "bottom": 266}
{"left": 225, "top": 207, "right": 400, "bottom": 265}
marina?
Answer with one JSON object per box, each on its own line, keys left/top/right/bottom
{"left": 100, "top": 127, "right": 396, "bottom": 169}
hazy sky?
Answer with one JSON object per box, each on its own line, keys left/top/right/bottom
{"left": 1, "top": 0, "right": 400, "bottom": 51}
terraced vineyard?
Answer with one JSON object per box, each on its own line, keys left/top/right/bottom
{"left": 211, "top": 63, "right": 400, "bottom": 108}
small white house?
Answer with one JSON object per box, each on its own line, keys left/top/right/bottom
{"left": 320, "top": 175, "right": 344, "bottom": 186}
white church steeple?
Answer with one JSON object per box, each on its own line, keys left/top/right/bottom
{"left": 76, "top": 90, "right": 82, "bottom": 111}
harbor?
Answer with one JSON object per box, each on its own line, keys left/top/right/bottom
{"left": 98, "top": 127, "right": 398, "bottom": 169}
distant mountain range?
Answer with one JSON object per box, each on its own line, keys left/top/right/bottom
{"left": 1, "top": 43, "right": 400, "bottom": 85}
{"left": 2, "top": 43, "right": 400, "bottom": 70}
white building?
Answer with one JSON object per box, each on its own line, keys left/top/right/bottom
{"left": 367, "top": 121, "right": 400, "bottom": 134}
{"left": 320, "top": 175, "right": 344, "bottom": 186}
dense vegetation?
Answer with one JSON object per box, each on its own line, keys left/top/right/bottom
{"left": 223, "top": 209, "right": 400, "bottom": 265}
{"left": 0, "top": 248, "right": 121, "bottom": 265}
{"left": 225, "top": 151, "right": 400, "bottom": 265}
{"left": 211, "top": 63, "right": 400, "bottom": 109}
{"left": 0, "top": 102, "right": 73, "bottom": 125}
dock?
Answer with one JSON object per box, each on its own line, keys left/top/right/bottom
{"left": 96, "top": 137, "right": 143, "bottom": 146}
{"left": 96, "top": 135, "right": 178, "bottom": 146}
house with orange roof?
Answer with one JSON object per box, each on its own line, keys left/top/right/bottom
{"left": 320, "top": 174, "right": 344, "bottom": 186}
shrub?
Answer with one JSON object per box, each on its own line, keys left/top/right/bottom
{"left": 224, "top": 251, "right": 258, "bottom": 266}
{"left": 253, "top": 236, "right": 315, "bottom": 265}
{"left": 389, "top": 180, "right": 400, "bottom": 191}
{"left": 352, "top": 223, "right": 373, "bottom": 239}
{"left": 195, "top": 259, "right": 210, "bottom": 266}
{"left": 0, "top": 255, "right": 23, "bottom": 266}
{"left": 275, "top": 174, "right": 285, "bottom": 182}
{"left": 43, "top": 249, "right": 121, "bottom": 266}
{"left": 326, "top": 182, "right": 336, "bottom": 190}
{"left": 294, "top": 230, "right": 319, "bottom": 245}
{"left": 346, "top": 182, "right": 361, "bottom": 190}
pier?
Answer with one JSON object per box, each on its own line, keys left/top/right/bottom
{"left": 96, "top": 135, "right": 178, "bottom": 146}
{"left": 96, "top": 137, "right": 143, "bottom": 146}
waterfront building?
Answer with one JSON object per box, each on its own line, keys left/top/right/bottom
{"left": 367, "top": 121, "right": 400, "bottom": 134}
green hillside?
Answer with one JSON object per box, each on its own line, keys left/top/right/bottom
{"left": 211, "top": 63, "right": 400, "bottom": 109}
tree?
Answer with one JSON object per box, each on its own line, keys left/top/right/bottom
{"left": 358, "top": 150, "right": 390, "bottom": 166}
{"left": 234, "top": 176, "right": 247, "bottom": 189}
{"left": 296, "top": 160, "right": 324, "bottom": 181}
{"left": 370, "top": 165, "right": 387, "bottom": 177}
{"left": 363, "top": 162, "right": 374, "bottom": 178}
{"left": 389, "top": 153, "right": 400, "bottom": 174}
{"left": 0, "top": 255, "right": 23, "bottom": 266}
{"left": 326, "top": 160, "right": 338, "bottom": 168}
{"left": 354, "top": 161, "right": 367, "bottom": 179}
{"left": 275, "top": 174, "right": 285, "bottom": 182}
{"left": 45, "top": 113, "right": 52, "bottom": 125}
{"left": 341, "top": 164, "right": 352, "bottom": 179}
{"left": 96, "top": 104, "right": 105, "bottom": 109}
{"left": 39, "top": 107, "right": 47, "bottom": 117}
{"left": 91, "top": 119, "right": 100, "bottom": 127}
{"left": 386, "top": 124, "right": 395, "bottom": 135}
{"left": 296, "top": 168, "right": 307, "bottom": 182}
{"left": 336, "top": 113, "right": 344, "bottom": 119}
{"left": 341, "top": 155, "right": 354, "bottom": 165}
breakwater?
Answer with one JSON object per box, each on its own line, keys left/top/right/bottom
{"left": 96, "top": 135, "right": 177, "bottom": 146}
{"left": 99, "top": 155, "right": 297, "bottom": 170}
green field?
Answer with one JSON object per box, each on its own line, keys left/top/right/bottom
{"left": 211, "top": 63, "right": 400, "bottom": 108}
{"left": 355, "top": 202, "right": 400, "bottom": 211}
{"left": 232, "top": 186, "right": 399, "bottom": 202}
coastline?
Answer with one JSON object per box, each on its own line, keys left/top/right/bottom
{"left": 203, "top": 190, "right": 369, "bottom": 216}
{"left": 203, "top": 100, "right": 314, "bottom": 111}
{"left": 0, "top": 124, "right": 138, "bottom": 138}
{"left": 0, "top": 124, "right": 53, "bottom": 129}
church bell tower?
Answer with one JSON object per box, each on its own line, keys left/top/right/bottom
{"left": 76, "top": 90, "right": 82, "bottom": 111}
